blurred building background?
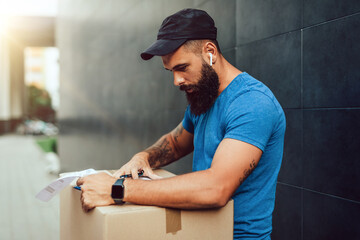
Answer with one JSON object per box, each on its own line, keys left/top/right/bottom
{"left": 0, "top": 2, "right": 59, "bottom": 239}
{"left": 1, "top": 0, "right": 359, "bottom": 239}
{"left": 0, "top": 0, "right": 57, "bottom": 132}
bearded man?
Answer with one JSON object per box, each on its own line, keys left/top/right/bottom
{"left": 77, "top": 8, "right": 286, "bottom": 240}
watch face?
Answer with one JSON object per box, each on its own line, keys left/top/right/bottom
{"left": 111, "top": 179, "right": 124, "bottom": 199}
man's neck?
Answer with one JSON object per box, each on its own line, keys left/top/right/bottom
{"left": 215, "top": 57, "right": 242, "bottom": 95}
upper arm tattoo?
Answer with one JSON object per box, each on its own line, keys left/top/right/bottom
{"left": 239, "top": 159, "right": 257, "bottom": 185}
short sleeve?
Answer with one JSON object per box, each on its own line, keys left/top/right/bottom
{"left": 224, "top": 91, "right": 279, "bottom": 151}
{"left": 182, "top": 105, "right": 194, "bottom": 134}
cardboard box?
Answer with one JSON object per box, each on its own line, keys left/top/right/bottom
{"left": 60, "top": 169, "right": 233, "bottom": 240}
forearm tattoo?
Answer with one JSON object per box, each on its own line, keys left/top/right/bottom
{"left": 173, "top": 125, "right": 184, "bottom": 144}
{"left": 239, "top": 159, "right": 257, "bottom": 185}
{"left": 145, "top": 125, "right": 184, "bottom": 168}
{"left": 145, "top": 137, "right": 176, "bottom": 168}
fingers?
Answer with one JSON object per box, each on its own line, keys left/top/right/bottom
{"left": 130, "top": 168, "right": 139, "bottom": 179}
{"left": 113, "top": 165, "right": 142, "bottom": 179}
{"left": 80, "top": 192, "right": 94, "bottom": 212}
{"left": 113, "top": 168, "right": 126, "bottom": 179}
{"left": 143, "top": 168, "right": 162, "bottom": 180}
{"left": 114, "top": 166, "right": 161, "bottom": 180}
{"left": 113, "top": 164, "right": 163, "bottom": 180}
{"left": 112, "top": 153, "right": 162, "bottom": 179}
{"left": 78, "top": 173, "right": 116, "bottom": 213}
{"left": 76, "top": 177, "right": 84, "bottom": 186}
{"left": 113, "top": 153, "right": 150, "bottom": 178}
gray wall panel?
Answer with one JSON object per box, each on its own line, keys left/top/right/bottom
{"left": 303, "top": 190, "right": 360, "bottom": 240}
{"left": 236, "top": 0, "right": 302, "bottom": 45}
{"left": 304, "top": 0, "right": 360, "bottom": 27}
{"left": 236, "top": 31, "right": 301, "bottom": 109}
{"left": 303, "top": 14, "right": 360, "bottom": 108}
{"left": 303, "top": 109, "right": 360, "bottom": 202}
{"left": 272, "top": 184, "right": 302, "bottom": 240}
{"left": 278, "top": 109, "right": 302, "bottom": 187}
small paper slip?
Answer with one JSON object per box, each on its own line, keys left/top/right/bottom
{"left": 35, "top": 168, "right": 97, "bottom": 202}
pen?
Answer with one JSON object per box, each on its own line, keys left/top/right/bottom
{"left": 73, "top": 170, "right": 145, "bottom": 191}
{"left": 120, "top": 170, "right": 144, "bottom": 179}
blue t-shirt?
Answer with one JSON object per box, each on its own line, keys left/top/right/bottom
{"left": 182, "top": 72, "right": 286, "bottom": 240}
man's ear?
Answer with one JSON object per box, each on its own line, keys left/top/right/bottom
{"left": 203, "top": 41, "right": 217, "bottom": 66}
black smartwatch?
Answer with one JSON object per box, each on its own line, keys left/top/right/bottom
{"left": 111, "top": 178, "right": 125, "bottom": 204}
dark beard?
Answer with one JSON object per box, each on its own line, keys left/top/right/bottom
{"left": 180, "top": 62, "right": 220, "bottom": 116}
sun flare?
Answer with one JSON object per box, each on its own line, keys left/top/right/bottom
{"left": 0, "top": 15, "right": 8, "bottom": 34}
{"left": 0, "top": 0, "right": 57, "bottom": 18}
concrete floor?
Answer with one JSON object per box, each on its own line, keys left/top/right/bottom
{"left": 0, "top": 135, "right": 59, "bottom": 240}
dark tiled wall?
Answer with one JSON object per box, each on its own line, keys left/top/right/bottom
{"left": 57, "top": 0, "right": 360, "bottom": 238}
{"left": 236, "top": 0, "right": 360, "bottom": 239}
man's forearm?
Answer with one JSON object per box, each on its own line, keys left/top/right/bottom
{"left": 134, "top": 123, "right": 193, "bottom": 171}
{"left": 143, "top": 134, "right": 179, "bottom": 168}
{"left": 123, "top": 170, "right": 228, "bottom": 209}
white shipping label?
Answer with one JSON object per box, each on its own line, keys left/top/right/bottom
{"left": 35, "top": 168, "right": 97, "bottom": 202}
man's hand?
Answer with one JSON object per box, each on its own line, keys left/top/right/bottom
{"left": 113, "top": 122, "right": 193, "bottom": 180}
{"left": 113, "top": 152, "right": 161, "bottom": 179}
{"left": 76, "top": 172, "right": 117, "bottom": 212}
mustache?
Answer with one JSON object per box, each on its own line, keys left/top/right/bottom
{"left": 179, "top": 84, "right": 196, "bottom": 92}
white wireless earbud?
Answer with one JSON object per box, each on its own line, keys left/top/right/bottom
{"left": 209, "top": 53, "right": 213, "bottom": 66}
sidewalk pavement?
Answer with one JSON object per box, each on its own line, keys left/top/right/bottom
{"left": 0, "top": 135, "right": 59, "bottom": 240}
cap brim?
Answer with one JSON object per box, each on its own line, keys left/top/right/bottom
{"left": 140, "top": 38, "right": 187, "bottom": 60}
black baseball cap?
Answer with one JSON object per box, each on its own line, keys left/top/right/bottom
{"left": 140, "top": 8, "right": 217, "bottom": 60}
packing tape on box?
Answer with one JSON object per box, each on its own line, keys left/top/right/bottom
{"left": 165, "top": 208, "right": 182, "bottom": 233}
